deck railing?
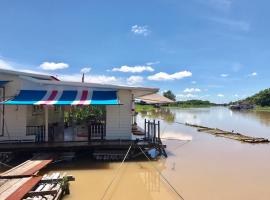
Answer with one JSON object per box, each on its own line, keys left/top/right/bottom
{"left": 144, "top": 119, "right": 161, "bottom": 144}
{"left": 26, "top": 125, "right": 45, "bottom": 142}
{"left": 88, "top": 123, "right": 106, "bottom": 140}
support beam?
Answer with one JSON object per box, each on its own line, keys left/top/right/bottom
{"left": 44, "top": 105, "right": 49, "bottom": 142}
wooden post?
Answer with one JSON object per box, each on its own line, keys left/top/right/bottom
{"left": 44, "top": 105, "right": 49, "bottom": 142}
{"left": 88, "top": 125, "right": 91, "bottom": 142}
{"left": 144, "top": 119, "right": 147, "bottom": 137}
{"left": 147, "top": 120, "right": 150, "bottom": 140}
{"left": 101, "top": 124, "right": 104, "bottom": 140}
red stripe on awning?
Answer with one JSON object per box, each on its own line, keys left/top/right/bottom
{"left": 78, "top": 90, "right": 88, "bottom": 105}
{"left": 43, "top": 90, "right": 58, "bottom": 104}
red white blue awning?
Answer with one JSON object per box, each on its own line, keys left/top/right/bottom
{"left": 2, "top": 90, "right": 119, "bottom": 105}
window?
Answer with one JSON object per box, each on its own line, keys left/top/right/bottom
{"left": 32, "top": 105, "right": 44, "bottom": 115}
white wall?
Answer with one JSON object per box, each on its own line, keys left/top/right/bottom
{"left": 0, "top": 73, "right": 35, "bottom": 140}
{"left": 106, "top": 89, "right": 132, "bottom": 140}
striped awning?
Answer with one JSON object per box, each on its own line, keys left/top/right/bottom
{"left": 2, "top": 90, "right": 119, "bottom": 105}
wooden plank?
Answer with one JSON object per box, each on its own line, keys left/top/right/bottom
{"left": 5, "top": 176, "right": 42, "bottom": 200}
{"left": 24, "top": 189, "right": 58, "bottom": 197}
{"left": 22, "top": 159, "right": 52, "bottom": 176}
{"left": 0, "top": 178, "right": 31, "bottom": 200}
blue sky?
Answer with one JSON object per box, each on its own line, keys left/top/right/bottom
{"left": 0, "top": 0, "right": 270, "bottom": 103}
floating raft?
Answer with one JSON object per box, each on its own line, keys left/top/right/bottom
{"left": 0, "top": 154, "right": 74, "bottom": 200}
{"left": 184, "top": 123, "right": 269, "bottom": 143}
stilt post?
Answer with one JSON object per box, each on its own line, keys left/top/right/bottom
{"left": 158, "top": 121, "right": 160, "bottom": 141}
{"left": 153, "top": 120, "right": 156, "bottom": 144}
{"left": 144, "top": 119, "right": 147, "bottom": 138}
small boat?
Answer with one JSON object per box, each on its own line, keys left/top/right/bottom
{"left": 229, "top": 104, "right": 254, "bottom": 110}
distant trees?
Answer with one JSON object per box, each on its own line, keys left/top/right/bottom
{"left": 163, "top": 90, "right": 176, "bottom": 101}
{"left": 170, "top": 100, "right": 213, "bottom": 107}
{"left": 242, "top": 88, "right": 270, "bottom": 107}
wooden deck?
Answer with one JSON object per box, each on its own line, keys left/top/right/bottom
{"left": 0, "top": 140, "right": 163, "bottom": 153}
{"left": 0, "top": 155, "right": 53, "bottom": 200}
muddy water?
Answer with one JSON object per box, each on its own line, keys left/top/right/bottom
{"left": 48, "top": 107, "right": 270, "bottom": 200}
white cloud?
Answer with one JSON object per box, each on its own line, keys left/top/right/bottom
{"left": 183, "top": 88, "right": 201, "bottom": 93}
{"left": 220, "top": 73, "right": 229, "bottom": 77}
{"left": 40, "top": 62, "right": 69, "bottom": 71}
{"left": 59, "top": 74, "right": 121, "bottom": 85}
{"left": 0, "top": 59, "right": 14, "bottom": 70}
{"left": 217, "top": 94, "right": 225, "bottom": 97}
{"left": 146, "top": 61, "right": 160, "bottom": 66}
{"left": 131, "top": 25, "right": 150, "bottom": 36}
{"left": 80, "top": 67, "right": 91, "bottom": 74}
{"left": 127, "top": 76, "right": 144, "bottom": 85}
{"left": 147, "top": 71, "right": 192, "bottom": 81}
{"left": 112, "top": 65, "right": 154, "bottom": 73}
{"left": 249, "top": 72, "right": 257, "bottom": 76}
{"left": 177, "top": 93, "right": 197, "bottom": 99}
{"left": 209, "top": 17, "right": 250, "bottom": 32}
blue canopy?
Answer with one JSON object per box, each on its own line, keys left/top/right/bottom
{"left": 2, "top": 89, "right": 119, "bottom": 105}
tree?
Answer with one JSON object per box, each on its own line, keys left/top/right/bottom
{"left": 163, "top": 90, "right": 176, "bottom": 101}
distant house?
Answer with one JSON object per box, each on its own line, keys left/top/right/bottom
{"left": 0, "top": 69, "right": 160, "bottom": 147}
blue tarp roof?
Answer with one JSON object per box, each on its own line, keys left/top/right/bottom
{"left": 0, "top": 81, "right": 10, "bottom": 86}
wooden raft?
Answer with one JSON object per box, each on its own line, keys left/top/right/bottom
{"left": 184, "top": 123, "right": 269, "bottom": 143}
{"left": 0, "top": 154, "right": 52, "bottom": 200}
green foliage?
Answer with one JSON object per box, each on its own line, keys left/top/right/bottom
{"left": 240, "top": 88, "right": 270, "bottom": 107}
{"left": 163, "top": 90, "right": 176, "bottom": 101}
{"left": 168, "top": 100, "right": 214, "bottom": 108}
{"left": 65, "top": 105, "right": 105, "bottom": 124}
{"left": 135, "top": 104, "right": 155, "bottom": 112}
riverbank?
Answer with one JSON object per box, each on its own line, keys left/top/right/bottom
{"left": 135, "top": 104, "right": 213, "bottom": 112}
{"left": 253, "top": 106, "right": 270, "bottom": 112}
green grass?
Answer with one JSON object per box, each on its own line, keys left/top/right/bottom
{"left": 165, "top": 104, "right": 213, "bottom": 108}
{"left": 253, "top": 106, "right": 270, "bottom": 112}
{"left": 135, "top": 104, "right": 155, "bottom": 112}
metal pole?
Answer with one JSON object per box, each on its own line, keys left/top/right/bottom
{"left": 153, "top": 120, "right": 156, "bottom": 143}
{"left": 158, "top": 121, "right": 161, "bottom": 141}
{"left": 147, "top": 120, "right": 150, "bottom": 140}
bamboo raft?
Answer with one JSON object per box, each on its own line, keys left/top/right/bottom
{"left": 0, "top": 154, "right": 75, "bottom": 200}
{"left": 184, "top": 123, "right": 269, "bottom": 143}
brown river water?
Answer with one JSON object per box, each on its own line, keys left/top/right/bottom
{"left": 46, "top": 107, "right": 270, "bottom": 200}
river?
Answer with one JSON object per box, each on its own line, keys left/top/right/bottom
{"left": 47, "top": 107, "right": 270, "bottom": 200}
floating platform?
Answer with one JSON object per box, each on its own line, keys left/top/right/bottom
{"left": 0, "top": 154, "right": 74, "bottom": 200}
{"left": 185, "top": 123, "right": 269, "bottom": 143}
{"left": 0, "top": 140, "right": 166, "bottom": 153}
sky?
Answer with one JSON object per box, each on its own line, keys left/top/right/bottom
{"left": 0, "top": 0, "right": 270, "bottom": 103}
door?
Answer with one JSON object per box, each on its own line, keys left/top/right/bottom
{"left": 0, "top": 88, "right": 4, "bottom": 136}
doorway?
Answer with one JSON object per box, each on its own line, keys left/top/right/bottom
{"left": 0, "top": 88, "right": 4, "bottom": 136}
{"left": 64, "top": 105, "right": 106, "bottom": 141}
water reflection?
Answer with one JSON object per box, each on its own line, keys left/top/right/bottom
{"left": 139, "top": 108, "right": 176, "bottom": 123}
{"left": 231, "top": 110, "right": 270, "bottom": 127}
